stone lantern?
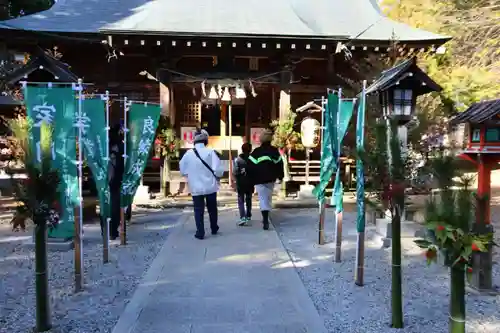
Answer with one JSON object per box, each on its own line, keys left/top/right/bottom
{"left": 367, "top": 57, "right": 443, "bottom": 152}
{"left": 366, "top": 57, "right": 443, "bottom": 245}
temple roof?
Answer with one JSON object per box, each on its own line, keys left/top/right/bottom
{"left": 366, "top": 57, "right": 442, "bottom": 96}
{"left": 450, "top": 99, "right": 500, "bottom": 125}
{"left": 0, "top": 0, "right": 449, "bottom": 44}
{"left": 2, "top": 47, "right": 79, "bottom": 84}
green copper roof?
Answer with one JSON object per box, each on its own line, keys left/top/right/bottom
{"left": 0, "top": 0, "right": 449, "bottom": 43}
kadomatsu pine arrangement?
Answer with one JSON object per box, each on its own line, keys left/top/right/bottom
{"left": 414, "top": 153, "right": 493, "bottom": 333}
{"left": 8, "top": 117, "right": 62, "bottom": 332}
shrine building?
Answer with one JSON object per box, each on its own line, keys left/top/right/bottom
{"left": 0, "top": 0, "right": 449, "bottom": 194}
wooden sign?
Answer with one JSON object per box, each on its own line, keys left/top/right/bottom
{"left": 180, "top": 126, "right": 197, "bottom": 148}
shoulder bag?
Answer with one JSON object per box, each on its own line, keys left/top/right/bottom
{"left": 193, "top": 148, "right": 220, "bottom": 182}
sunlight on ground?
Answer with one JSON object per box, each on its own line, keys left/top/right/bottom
{"left": 0, "top": 252, "right": 32, "bottom": 263}
{"left": 273, "top": 259, "right": 312, "bottom": 268}
{"left": 144, "top": 224, "right": 177, "bottom": 231}
{"left": 216, "top": 251, "right": 275, "bottom": 264}
{"left": 0, "top": 235, "right": 31, "bottom": 244}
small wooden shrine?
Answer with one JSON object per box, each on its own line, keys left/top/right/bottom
{"left": 449, "top": 98, "right": 500, "bottom": 290}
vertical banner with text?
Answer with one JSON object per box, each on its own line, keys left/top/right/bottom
{"left": 313, "top": 92, "right": 339, "bottom": 203}
{"left": 24, "top": 85, "right": 79, "bottom": 239}
{"left": 121, "top": 103, "right": 161, "bottom": 208}
{"left": 331, "top": 99, "right": 355, "bottom": 211}
{"left": 356, "top": 90, "right": 367, "bottom": 232}
{"left": 81, "top": 98, "right": 110, "bottom": 222}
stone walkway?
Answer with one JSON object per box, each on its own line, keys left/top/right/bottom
{"left": 112, "top": 209, "right": 327, "bottom": 333}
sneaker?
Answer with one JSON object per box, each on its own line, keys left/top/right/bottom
{"left": 238, "top": 218, "right": 247, "bottom": 226}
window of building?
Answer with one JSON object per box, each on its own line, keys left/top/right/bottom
{"left": 485, "top": 128, "right": 499, "bottom": 142}
{"left": 393, "top": 89, "right": 412, "bottom": 116}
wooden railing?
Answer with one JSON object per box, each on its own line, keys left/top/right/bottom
{"left": 288, "top": 160, "right": 321, "bottom": 182}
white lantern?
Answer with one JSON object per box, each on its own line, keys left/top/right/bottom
{"left": 300, "top": 117, "right": 321, "bottom": 148}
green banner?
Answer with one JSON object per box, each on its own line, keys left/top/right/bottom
{"left": 24, "top": 85, "right": 79, "bottom": 239}
{"left": 356, "top": 90, "right": 367, "bottom": 232}
{"left": 81, "top": 98, "right": 110, "bottom": 222}
{"left": 331, "top": 100, "right": 354, "bottom": 211}
{"left": 121, "top": 103, "right": 161, "bottom": 207}
{"left": 313, "top": 92, "right": 338, "bottom": 203}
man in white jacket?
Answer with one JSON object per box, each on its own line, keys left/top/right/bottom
{"left": 179, "top": 129, "right": 224, "bottom": 239}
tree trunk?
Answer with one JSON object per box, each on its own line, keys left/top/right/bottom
{"left": 34, "top": 222, "right": 51, "bottom": 332}
{"left": 449, "top": 267, "right": 466, "bottom": 333}
{"left": 391, "top": 210, "right": 404, "bottom": 328}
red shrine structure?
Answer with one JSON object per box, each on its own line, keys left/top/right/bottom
{"left": 450, "top": 98, "right": 500, "bottom": 290}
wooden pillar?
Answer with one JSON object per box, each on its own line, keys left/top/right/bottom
{"left": 477, "top": 160, "right": 491, "bottom": 225}
{"left": 471, "top": 156, "right": 493, "bottom": 291}
{"left": 220, "top": 103, "right": 227, "bottom": 136}
{"left": 245, "top": 100, "right": 250, "bottom": 142}
{"left": 279, "top": 90, "right": 291, "bottom": 122}
{"left": 346, "top": 163, "right": 352, "bottom": 190}
{"left": 159, "top": 82, "right": 170, "bottom": 117}
{"left": 271, "top": 87, "right": 277, "bottom": 121}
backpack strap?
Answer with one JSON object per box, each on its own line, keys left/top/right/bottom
{"left": 193, "top": 148, "right": 219, "bottom": 180}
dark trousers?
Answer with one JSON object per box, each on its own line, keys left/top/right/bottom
{"left": 192, "top": 192, "right": 218, "bottom": 237}
{"left": 237, "top": 190, "right": 252, "bottom": 219}
{"left": 110, "top": 186, "right": 120, "bottom": 238}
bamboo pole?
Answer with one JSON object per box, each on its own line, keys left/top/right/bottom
{"left": 74, "top": 80, "right": 84, "bottom": 292}
{"left": 102, "top": 91, "right": 110, "bottom": 263}
{"left": 120, "top": 208, "right": 126, "bottom": 245}
{"left": 120, "top": 97, "right": 129, "bottom": 245}
{"left": 354, "top": 80, "right": 367, "bottom": 286}
{"left": 334, "top": 211, "right": 343, "bottom": 262}
{"left": 318, "top": 96, "right": 326, "bottom": 245}
{"left": 334, "top": 88, "right": 343, "bottom": 262}
{"left": 449, "top": 267, "right": 466, "bottom": 333}
{"left": 318, "top": 202, "right": 326, "bottom": 245}
{"left": 34, "top": 222, "right": 51, "bottom": 331}
{"left": 354, "top": 231, "right": 365, "bottom": 285}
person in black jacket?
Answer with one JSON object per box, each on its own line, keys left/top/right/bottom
{"left": 108, "top": 124, "right": 124, "bottom": 240}
{"left": 232, "top": 142, "right": 254, "bottom": 226}
{"left": 248, "top": 129, "right": 284, "bottom": 230}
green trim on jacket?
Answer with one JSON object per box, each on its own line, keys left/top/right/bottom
{"left": 249, "top": 155, "right": 282, "bottom": 164}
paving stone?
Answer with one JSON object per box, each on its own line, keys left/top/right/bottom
{"left": 112, "top": 209, "right": 327, "bottom": 333}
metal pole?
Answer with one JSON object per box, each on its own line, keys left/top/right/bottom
{"left": 355, "top": 80, "right": 367, "bottom": 286}
{"left": 318, "top": 96, "right": 326, "bottom": 245}
{"left": 102, "top": 91, "right": 110, "bottom": 263}
{"left": 334, "top": 88, "right": 343, "bottom": 263}
{"left": 75, "top": 79, "right": 84, "bottom": 292}
{"left": 305, "top": 148, "right": 310, "bottom": 186}
{"left": 120, "top": 97, "right": 128, "bottom": 246}
{"left": 228, "top": 102, "right": 233, "bottom": 185}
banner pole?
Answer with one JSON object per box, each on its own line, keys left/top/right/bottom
{"left": 103, "top": 91, "right": 110, "bottom": 263}
{"left": 318, "top": 96, "right": 326, "bottom": 245}
{"left": 334, "top": 88, "right": 343, "bottom": 263}
{"left": 74, "top": 79, "right": 84, "bottom": 292}
{"left": 355, "top": 80, "right": 367, "bottom": 286}
{"left": 120, "top": 97, "right": 128, "bottom": 246}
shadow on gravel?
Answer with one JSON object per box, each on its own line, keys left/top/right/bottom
{"left": 271, "top": 208, "right": 500, "bottom": 333}
{"left": 0, "top": 209, "right": 184, "bottom": 333}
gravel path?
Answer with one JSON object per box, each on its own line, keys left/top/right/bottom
{"left": 273, "top": 208, "right": 500, "bottom": 333}
{"left": 0, "top": 209, "right": 184, "bottom": 333}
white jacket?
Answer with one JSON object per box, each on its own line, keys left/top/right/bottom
{"left": 179, "top": 143, "right": 224, "bottom": 196}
